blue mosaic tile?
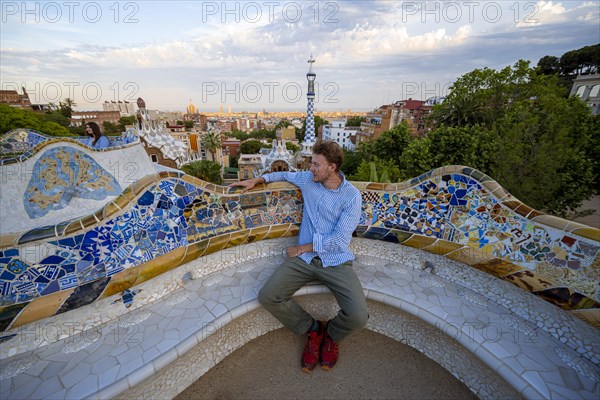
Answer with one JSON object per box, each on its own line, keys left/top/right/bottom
{"left": 23, "top": 147, "right": 121, "bottom": 218}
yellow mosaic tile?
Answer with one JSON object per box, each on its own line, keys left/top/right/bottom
{"left": 569, "top": 309, "right": 600, "bottom": 330}
{"left": 473, "top": 258, "right": 524, "bottom": 278}
{"left": 79, "top": 214, "right": 99, "bottom": 229}
{"left": 513, "top": 203, "right": 535, "bottom": 218}
{"left": 445, "top": 247, "right": 495, "bottom": 266}
{"left": 282, "top": 224, "right": 300, "bottom": 237}
{"left": 100, "top": 265, "right": 143, "bottom": 299}
{"left": 246, "top": 226, "right": 271, "bottom": 243}
{"left": 365, "top": 182, "right": 386, "bottom": 191}
{"left": 130, "top": 174, "right": 159, "bottom": 196}
{"left": 133, "top": 246, "right": 187, "bottom": 287}
{"left": 424, "top": 240, "right": 464, "bottom": 256}
{"left": 503, "top": 270, "right": 559, "bottom": 292}
{"left": 264, "top": 224, "right": 294, "bottom": 240}
{"left": 533, "top": 287, "right": 599, "bottom": 311}
{"left": 9, "top": 289, "right": 75, "bottom": 328}
{"left": 502, "top": 200, "right": 522, "bottom": 211}
{"left": 0, "top": 233, "right": 19, "bottom": 250}
{"left": 102, "top": 201, "right": 122, "bottom": 220}
{"left": 402, "top": 235, "right": 437, "bottom": 249}
{"left": 204, "top": 234, "right": 233, "bottom": 256}
{"left": 179, "top": 240, "right": 210, "bottom": 265}
{"left": 228, "top": 230, "right": 250, "bottom": 248}
{"left": 570, "top": 227, "right": 600, "bottom": 242}
{"left": 530, "top": 214, "right": 571, "bottom": 231}
{"left": 63, "top": 220, "right": 85, "bottom": 236}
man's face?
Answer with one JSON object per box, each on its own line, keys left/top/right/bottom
{"left": 310, "top": 153, "right": 336, "bottom": 183}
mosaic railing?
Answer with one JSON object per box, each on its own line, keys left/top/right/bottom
{"left": 0, "top": 128, "right": 138, "bottom": 164}
{"left": 0, "top": 165, "right": 598, "bottom": 335}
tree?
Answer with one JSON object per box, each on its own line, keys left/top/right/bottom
{"left": 490, "top": 94, "right": 595, "bottom": 216}
{"left": 346, "top": 116, "right": 366, "bottom": 127}
{"left": 351, "top": 158, "right": 400, "bottom": 183}
{"left": 341, "top": 149, "right": 363, "bottom": 177}
{"left": 285, "top": 141, "right": 300, "bottom": 153}
{"left": 119, "top": 115, "right": 137, "bottom": 131}
{"left": 202, "top": 131, "right": 222, "bottom": 162}
{"left": 40, "top": 111, "right": 71, "bottom": 127}
{"left": 426, "top": 125, "right": 495, "bottom": 172}
{"left": 398, "top": 137, "right": 433, "bottom": 180}
{"left": 58, "top": 98, "right": 76, "bottom": 118}
{"left": 432, "top": 60, "right": 537, "bottom": 128}
{"left": 240, "top": 139, "right": 263, "bottom": 154}
{"left": 184, "top": 121, "right": 194, "bottom": 129}
{"left": 275, "top": 119, "right": 291, "bottom": 129}
{"left": 536, "top": 55, "right": 560, "bottom": 75}
{"left": 102, "top": 121, "right": 121, "bottom": 135}
{"left": 372, "top": 123, "right": 412, "bottom": 161}
{"left": 181, "top": 160, "right": 223, "bottom": 184}
{"left": 0, "top": 104, "right": 72, "bottom": 136}
{"left": 433, "top": 93, "right": 487, "bottom": 127}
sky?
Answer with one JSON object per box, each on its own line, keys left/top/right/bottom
{"left": 1, "top": 1, "right": 598, "bottom": 112}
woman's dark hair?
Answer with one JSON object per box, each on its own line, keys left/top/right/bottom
{"left": 313, "top": 140, "right": 344, "bottom": 172}
{"left": 85, "top": 122, "right": 103, "bottom": 146}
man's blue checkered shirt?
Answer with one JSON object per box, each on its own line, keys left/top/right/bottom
{"left": 262, "top": 171, "right": 362, "bottom": 267}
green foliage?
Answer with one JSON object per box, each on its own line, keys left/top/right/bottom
{"left": 285, "top": 141, "right": 300, "bottom": 153}
{"left": 229, "top": 130, "right": 250, "bottom": 141}
{"left": 275, "top": 119, "right": 291, "bottom": 129}
{"left": 341, "top": 149, "right": 363, "bottom": 177}
{"left": 426, "top": 125, "right": 495, "bottom": 172}
{"left": 536, "top": 44, "right": 599, "bottom": 90}
{"left": 119, "top": 115, "right": 137, "bottom": 126}
{"left": 202, "top": 131, "right": 222, "bottom": 162}
{"left": 181, "top": 160, "right": 222, "bottom": 184}
{"left": 102, "top": 121, "right": 121, "bottom": 135}
{"left": 58, "top": 98, "right": 76, "bottom": 118}
{"left": 351, "top": 157, "right": 400, "bottom": 183}
{"left": 249, "top": 128, "right": 276, "bottom": 140}
{"left": 398, "top": 137, "right": 433, "bottom": 180}
{"left": 351, "top": 57, "right": 597, "bottom": 217}
{"left": 40, "top": 111, "right": 71, "bottom": 127}
{"left": 372, "top": 124, "right": 412, "bottom": 161}
{"left": 0, "top": 104, "right": 72, "bottom": 136}
{"left": 184, "top": 121, "right": 194, "bottom": 129}
{"left": 346, "top": 116, "right": 366, "bottom": 127}
{"left": 489, "top": 93, "right": 595, "bottom": 216}
{"left": 240, "top": 139, "right": 263, "bottom": 154}
{"left": 229, "top": 154, "right": 239, "bottom": 168}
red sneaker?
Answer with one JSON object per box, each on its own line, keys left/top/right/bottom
{"left": 301, "top": 321, "right": 324, "bottom": 373}
{"left": 320, "top": 324, "right": 339, "bottom": 371}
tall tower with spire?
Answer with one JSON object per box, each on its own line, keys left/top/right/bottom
{"left": 301, "top": 54, "right": 317, "bottom": 156}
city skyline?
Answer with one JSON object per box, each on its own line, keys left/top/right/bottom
{"left": 1, "top": 1, "right": 598, "bottom": 112}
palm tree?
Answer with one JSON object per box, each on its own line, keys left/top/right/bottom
{"left": 436, "top": 94, "right": 487, "bottom": 127}
{"left": 202, "top": 131, "right": 222, "bottom": 162}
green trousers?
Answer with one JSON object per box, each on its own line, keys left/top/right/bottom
{"left": 258, "top": 256, "right": 368, "bottom": 342}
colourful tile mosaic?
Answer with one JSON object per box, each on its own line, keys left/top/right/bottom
{"left": 24, "top": 147, "right": 122, "bottom": 218}
{"left": 0, "top": 128, "right": 138, "bottom": 165}
{"left": 0, "top": 161, "right": 599, "bottom": 332}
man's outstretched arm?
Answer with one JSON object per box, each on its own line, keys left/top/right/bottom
{"left": 228, "top": 176, "right": 265, "bottom": 193}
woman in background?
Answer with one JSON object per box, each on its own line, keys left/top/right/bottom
{"left": 85, "top": 122, "right": 110, "bottom": 149}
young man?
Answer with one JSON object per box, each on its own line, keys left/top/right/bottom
{"left": 229, "top": 141, "right": 368, "bottom": 372}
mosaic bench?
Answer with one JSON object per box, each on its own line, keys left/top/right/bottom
{"left": 1, "top": 140, "right": 599, "bottom": 400}
{"left": 1, "top": 238, "right": 598, "bottom": 399}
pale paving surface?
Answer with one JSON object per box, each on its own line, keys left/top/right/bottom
{"left": 0, "top": 238, "right": 598, "bottom": 400}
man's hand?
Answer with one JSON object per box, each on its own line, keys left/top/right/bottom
{"left": 228, "top": 176, "right": 265, "bottom": 193}
{"left": 287, "top": 243, "right": 313, "bottom": 258}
